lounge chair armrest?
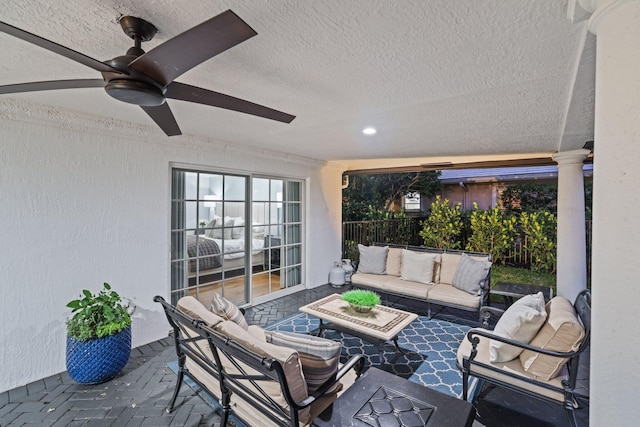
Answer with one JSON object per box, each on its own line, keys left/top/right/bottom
{"left": 299, "top": 354, "right": 365, "bottom": 405}
{"left": 479, "top": 306, "right": 505, "bottom": 328}
{"left": 465, "top": 328, "right": 582, "bottom": 359}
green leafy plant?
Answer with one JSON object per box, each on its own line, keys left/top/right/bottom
{"left": 419, "top": 196, "right": 462, "bottom": 249}
{"left": 520, "top": 211, "right": 557, "bottom": 273}
{"left": 465, "top": 203, "right": 517, "bottom": 264}
{"left": 66, "top": 283, "right": 133, "bottom": 341}
{"left": 341, "top": 289, "right": 381, "bottom": 307}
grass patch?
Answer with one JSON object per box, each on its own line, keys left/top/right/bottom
{"left": 489, "top": 265, "right": 556, "bottom": 304}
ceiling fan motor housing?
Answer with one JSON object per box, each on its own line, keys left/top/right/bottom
{"left": 102, "top": 55, "right": 166, "bottom": 106}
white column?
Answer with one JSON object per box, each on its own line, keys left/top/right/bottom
{"left": 552, "top": 149, "right": 589, "bottom": 301}
{"left": 583, "top": 1, "right": 640, "bottom": 425}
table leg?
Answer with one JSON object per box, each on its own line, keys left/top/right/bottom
{"left": 392, "top": 336, "right": 408, "bottom": 354}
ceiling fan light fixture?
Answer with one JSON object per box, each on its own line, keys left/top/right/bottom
{"left": 105, "top": 79, "right": 165, "bottom": 106}
{"left": 362, "top": 127, "right": 377, "bottom": 135}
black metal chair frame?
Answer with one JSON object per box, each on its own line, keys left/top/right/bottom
{"left": 154, "top": 296, "right": 364, "bottom": 427}
{"left": 458, "top": 289, "right": 591, "bottom": 427}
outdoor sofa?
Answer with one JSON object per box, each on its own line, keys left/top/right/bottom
{"left": 351, "top": 244, "right": 492, "bottom": 324}
{"left": 154, "top": 295, "right": 364, "bottom": 427}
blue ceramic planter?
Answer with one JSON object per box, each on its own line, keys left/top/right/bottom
{"left": 66, "top": 326, "right": 131, "bottom": 384}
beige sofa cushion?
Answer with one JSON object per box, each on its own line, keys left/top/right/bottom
{"left": 386, "top": 248, "right": 403, "bottom": 276}
{"left": 383, "top": 275, "right": 431, "bottom": 299}
{"left": 352, "top": 273, "right": 430, "bottom": 299}
{"left": 519, "top": 296, "right": 585, "bottom": 380}
{"left": 400, "top": 249, "right": 437, "bottom": 285}
{"left": 457, "top": 330, "right": 567, "bottom": 403}
{"left": 439, "top": 253, "right": 460, "bottom": 284}
{"left": 427, "top": 283, "right": 481, "bottom": 309}
{"left": 351, "top": 273, "right": 386, "bottom": 292}
{"left": 431, "top": 253, "right": 442, "bottom": 283}
{"left": 177, "top": 296, "right": 224, "bottom": 328}
{"left": 490, "top": 292, "right": 547, "bottom": 362}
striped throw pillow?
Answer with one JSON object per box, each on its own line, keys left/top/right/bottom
{"left": 209, "top": 293, "right": 248, "bottom": 330}
{"left": 264, "top": 330, "right": 342, "bottom": 394}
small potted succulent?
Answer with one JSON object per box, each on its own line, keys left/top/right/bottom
{"left": 341, "top": 289, "right": 381, "bottom": 313}
{"left": 65, "top": 283, "right": 134, "bottom": 384}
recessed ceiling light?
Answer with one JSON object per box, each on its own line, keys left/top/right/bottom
{"left": 362, "top": 127, "right": 377, "bottom": 135}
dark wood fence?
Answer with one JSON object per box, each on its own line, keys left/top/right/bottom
{"left": 342, "top": 218, "right": 592, "bottom": 273}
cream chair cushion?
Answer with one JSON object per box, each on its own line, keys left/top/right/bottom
{"left": 519, "top": 296, "right": 585, "bottom": 380}
{"left": 457, "top": 330, "right": 567, "bottom": 403}
{"left": 489, "top": 292, "right": 547, "bottom": 362}
{"left": 177, "top": 296, "right": 224, "bottom": 328}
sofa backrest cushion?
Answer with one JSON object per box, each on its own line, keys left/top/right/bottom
{"left": 519, "top": 296, "right": 585, "bottom": 380}
{"left": 357, "top": 244, "right": 388, "bottom": 274}
{"left": 264, "top": 330, "right": 342, "bottom": 394}
{"left": 439, "top": 253, "right": 462, "bottom": 284}
{"left": 489, "top": 292, "right": 547, "bottom": 362}
{"left": 385, "top": 247, "right": 403, "bottom": 276}
{"left": 452, "top": 254, "right": 492, "bottom": 295}
{"left": 209, "top": 293, "right": 249, "bottom": 330}
{"left": 177, "top": 296, "right": 224, "bottom": 328}
{"left": 400, "top": 249, "right": 437, "bottom": 285}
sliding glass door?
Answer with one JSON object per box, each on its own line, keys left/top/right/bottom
{"left": 171, "top": 168, "right": 303, "bottom": 306}
{"left": 251, "top": 178, "right": 303, "bottom": 299}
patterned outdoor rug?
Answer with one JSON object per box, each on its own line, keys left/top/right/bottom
{"left": 266, "top": 313, "right": 472, "bottom": 398}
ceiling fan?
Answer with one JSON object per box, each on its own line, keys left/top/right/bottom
{"left": 0, "top": 10, "right": 295, "bottom": 136}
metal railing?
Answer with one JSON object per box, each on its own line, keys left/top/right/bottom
{"left": 342, "top": 218, "right": 593, "bottom": 273}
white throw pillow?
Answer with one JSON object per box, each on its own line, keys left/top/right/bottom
{"left": 357, "top": 244, "right": 388, "bottom": 274}
{"left": 232, "top": 217, "right": 245, "bottom": 239}
{"left": 489, "top": 292, "right": 547, "bottom": 362}
{"left": 400, "top": 250, "right": 436, "bottom": 285}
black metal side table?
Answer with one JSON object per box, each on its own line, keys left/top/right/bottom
{"left": 491, "top": 281, "right": 553, "bottom": 308}
{"left": 313, "top": 367, "right": 474, "bottom": 427}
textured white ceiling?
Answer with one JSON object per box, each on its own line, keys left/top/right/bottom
{"left": 0, "top": 0, "right": 594, "bottom": 165}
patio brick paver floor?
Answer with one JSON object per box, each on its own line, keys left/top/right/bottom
{"left": 0, "top": 284, "right": 588, "bottom": 426}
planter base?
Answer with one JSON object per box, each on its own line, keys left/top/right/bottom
{"left": 66, "top": 327, "right": 131, "bottom": 384}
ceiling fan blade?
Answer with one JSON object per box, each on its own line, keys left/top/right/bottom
{"left": 129, "top": 10, "right": 257, "bottom": 87}
{"left": 166, "top": 82, "right": 295, "bottom": 123}
{"left": 0, "top": 21, "right": 123, "bottom": 74}
{"left": 140, "top": 103, "right": 181, "bottom": 136}
{"left": 0, "top": 79, "right": 105, "bottom": 95}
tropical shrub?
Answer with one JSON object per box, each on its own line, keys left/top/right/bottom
{"left": 520, "top": 211, "right": 557, "bottom": 273}
{"left": 419, "top": 196, "right": 462, "bottom": 249}
{"left": 465, "top": 203, "right": 517, "bottom": 264}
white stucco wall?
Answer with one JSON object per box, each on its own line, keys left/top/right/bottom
{"left": 0, "top": 101, "right": 343, "bottom": 393}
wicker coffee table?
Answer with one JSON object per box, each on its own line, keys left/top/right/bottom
{"left": 299, "top": 293, "right": 418, "bottom": 365}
